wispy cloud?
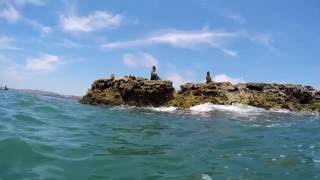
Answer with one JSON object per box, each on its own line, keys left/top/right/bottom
{"left": 0, "top": 36, "right": 20, "bottom": 50}
{"left": 102, "top": 27, "right": 276, "bottom": 56}
{"left": 223, "top": 11, "right": 246, "bottom": 25}
{"left": 0, "top": 1, "right": 52, "bottom": 35}
{"left": 0, "top": 0, "right": 47, "bottom": 23}
{"left": 25, "top": 54, "right": 61, "bottom": 73}
{"left": 24, "top": 18, "right": 52, "bottom": 35}
{"left": 123, "top": 52, "right": 159, "bottom": 68}
{"left": 222, "top": 49, "right": 238, "bottom": 57}
{"left": 0, "top": 4, "right": 20, "bottom": 23}
{"left": 56, "top": 39, "right": 83, "bottom": 48}
{"left": 0, "top": 53, "right": 63, "bottom": 86}
{"left": 14, "top": 0, "right": 47, "bottom": 6}
{"left": 103, "top": 28, "right": 237, "bottom": 54}
{"left": 239, "top": 30, "right": 275, "bottom": 50}
{"left": 213, "top": 74, "right": 245, "bottom": 84}
{"left": 60, "top": 10, "right": 123, "bottom": 33}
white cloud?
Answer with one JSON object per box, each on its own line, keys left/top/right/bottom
{"left": 0, "top": 1, "right": 51, "bottom": 35}
{"left": 102, "top": 29, "right": 236, "bottom": 53}
{"left": 0, "top": 5, "right": 20, "bottom": 23}
{"left": 165, "top": 73, "right": 194, "bottom": 89}
{"left": 123, "top": 52, "right": 159, "bottom": 68}
{"left": 224, "top": 12, "right": 246, "bottom": 25}
{"left": 25, "top": 54, "right": 61, "bottom": 72}
{"left": 0, "top": 36, "right": 20, "bottom": 50}
{"left": 60, "top": 11, "right": 123, "bottom": 33}
{"left": 213, "top": 74, "right": 245, "bottom": 84}
{"left": 239, "top": 31, "right": 275, "bottom": 50}
{"left": 24, "top": 18, "right": 52, "bottom": 35}
{"left": 222, "top": 49, "right": 238, "bottom": 57}
{"left": 103, "top": 28, "right": 276, "bottom": 54}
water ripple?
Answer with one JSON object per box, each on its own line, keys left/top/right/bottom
{"left": 0, "top": 90, "right": 320, "bottom": 179}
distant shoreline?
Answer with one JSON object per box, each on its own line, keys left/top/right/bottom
{"left": 9, "top": 89, "right": 80, "bottom": 100}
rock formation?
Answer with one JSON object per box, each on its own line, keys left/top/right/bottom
{"left": 80, "top": 76, "right": 320, "bottom": 113}
{"left": 169, "top": 82, "right": 320, "bottom": 112}
{"left": 80, "top": 76, "right": 175, "bottom": 107}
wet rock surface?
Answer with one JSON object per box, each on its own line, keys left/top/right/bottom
{"left": 80, "top": 77, "right": 320, "bottom": 113}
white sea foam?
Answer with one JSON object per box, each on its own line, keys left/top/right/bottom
{"left": 270, "top": 109, "right": 291, "bottom": 113}
{"left": 147, "top": 106, "right": 177, "bottom": 112}
{"left": 111, "top": 103, "right": 298, "bottom": 116}
{"left": 110, "top": 105, "right": 178, "bottom": 113}
{"left": 188, "top": 103, "right": 299, "bottom": 116}
{"left": 201, "top": 174, "right": 212, "bottom": 180}
{"left": 190, "top": 103, "right": 264, "bottom": 115}
{"left": 110, "top": 105, "right": 136, "bottom": 110}
{"left": 313, "top": 159, "right": 320, "bottom": 163}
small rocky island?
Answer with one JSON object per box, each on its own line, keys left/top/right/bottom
{"left": 80, "top": 76, "right": 320, "bottom": 113}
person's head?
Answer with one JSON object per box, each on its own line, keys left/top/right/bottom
{"left": 207, "top": 71, "right": 210, "bottom": 75}
{"left": 152, "top": 66, "right": 156, "bottom": 71}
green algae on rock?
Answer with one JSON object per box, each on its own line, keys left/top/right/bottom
{"left": 80, "top": 76, "right": 320, "bottom": 113}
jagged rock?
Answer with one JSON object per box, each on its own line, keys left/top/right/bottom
{"left": 80, "top": 76, "right": 320, "bottom": 113}
{"left": 168, "top": 82, "right": 320, "bottom": 112}
{"left": 80, "top": 76, "right": 175, "bottom": 107}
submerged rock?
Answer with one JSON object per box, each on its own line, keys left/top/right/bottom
{"left": 80, "top": 76, "right": 175, "bottom": 107}
{"left": 80, "top": 76, "right": 320, "bottom": 113}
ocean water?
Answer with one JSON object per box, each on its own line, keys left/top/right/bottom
{"left": 1, "top": 90, "right": 320, "bottom": 180}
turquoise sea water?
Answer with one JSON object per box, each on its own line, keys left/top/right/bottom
{"left": 1, "top": 90, "right": 320, "bottom": 179}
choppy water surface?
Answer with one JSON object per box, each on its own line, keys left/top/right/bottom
{"left": 1, "top": 90, "right": 320, "bottom": 179}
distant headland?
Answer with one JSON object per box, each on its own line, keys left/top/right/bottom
{"left": 80, "top": 75, "right": 320, "bottom": 113}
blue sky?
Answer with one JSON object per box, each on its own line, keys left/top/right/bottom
{"left": 0, "top": 0, "right": 319, "bottom": 95}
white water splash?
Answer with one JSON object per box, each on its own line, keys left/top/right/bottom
{"left": 270, "top": 109, "right": 291, "bottom": 113}
{"left": 146, "top": 106, "right": 177, "bottom": 112}
{"left": 201, "top": 174, "right": 212, "bottom": 180}
{"left": 314, "top": 159, "right": 320, "bottom": 163}
{"left": 190, "top": 103, "right": 264, "bottom": 115}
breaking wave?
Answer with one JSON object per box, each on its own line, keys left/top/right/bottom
{"left": 189, "top": 103, "right": 264, "bottom": 114}
{"left": 146, "top": 106, "right": 177, "bottom": 112}
{"left": 112, "top": 103, "right": 297, "bottom": 116}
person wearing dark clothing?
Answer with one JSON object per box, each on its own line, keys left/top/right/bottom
{"left": 150, "top": 66, "right": 160, "bottom": 80}
{"left": 206, "top": 71, "right": 212, "bottom": 83}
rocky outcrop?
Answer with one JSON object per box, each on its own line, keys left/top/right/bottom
{"left": 168, "top": 82, "right": 320, "bottom": 112}
{"left": 80, "top": 76, "right": 175, "bottom": 107}
{"left": 80, "top": 76, "right": 320, "bottom": 113}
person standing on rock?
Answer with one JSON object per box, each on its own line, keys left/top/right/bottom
{"left": 206, "top": 71, "right": 212, "bottom": 83}
{"left": 151, "top": 66, "right": 160, "bottom": 80}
